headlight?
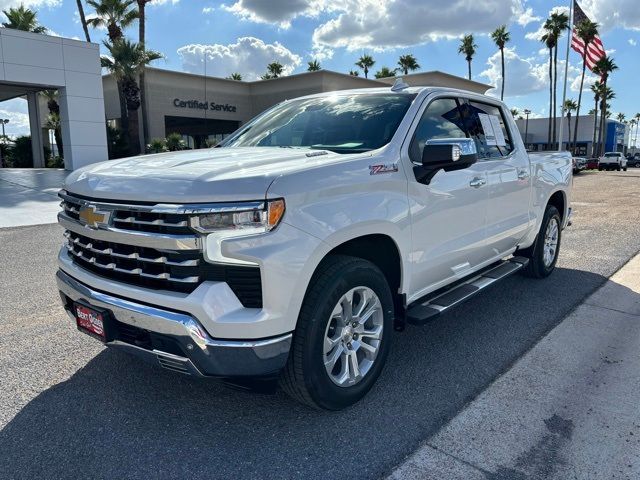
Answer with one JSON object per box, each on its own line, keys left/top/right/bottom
{"left": 189, "top": 199, "right": 285, "bottom": 235}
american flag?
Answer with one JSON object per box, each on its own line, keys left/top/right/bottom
{"left": 571, "top": 0, "right": 606, "bottom": 71}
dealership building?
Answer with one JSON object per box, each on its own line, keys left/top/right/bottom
{"left": 102, "top": 67, "right": 492, "bottom": 151}
{"left": 515, "top": 115, "right": 628, "bottom": 155}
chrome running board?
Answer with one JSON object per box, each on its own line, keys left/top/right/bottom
{"left": 406, "top": 256, "right": 529, "bottom": 325}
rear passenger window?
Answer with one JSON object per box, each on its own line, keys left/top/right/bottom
{"left": 458, "top": 101, "right": 514, "bottom": 159}
{"left": 409, "top": 98, "right": 468, "bottom": 163}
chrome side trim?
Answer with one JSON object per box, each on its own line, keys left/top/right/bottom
{"left": 59, "top": 212, "right": 201, "bottom": 251}
{"left": 60, "top": 190, "right": 265, "bottom": 215}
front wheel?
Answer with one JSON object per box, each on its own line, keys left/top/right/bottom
{"left": 520, "top": 205, "right": 562, "bottom": 278}
{"left": 623, "top": 167, "right": 627, "bottom": 171}
{"left": 280, "top": 255, "right": 394, "bottom": 410}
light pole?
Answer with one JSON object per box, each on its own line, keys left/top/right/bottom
{"left": 524, "top": 109, "right": 531, "bottom": 150}
{"left": 0, "top": 119, "right": 9, "bottom": 168}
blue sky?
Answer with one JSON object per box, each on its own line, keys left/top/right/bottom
{"left": 2, "top": 0, "right": 640, "bottom": 137}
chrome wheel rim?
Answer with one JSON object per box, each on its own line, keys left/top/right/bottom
{"left": 323, "top": 286, "right": 384, "bottom": 387}
{"left": 543, "top": 218, "right": 559, "bottom": 267}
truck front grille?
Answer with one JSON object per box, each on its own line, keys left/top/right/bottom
{"left": 59, "top": 192, "right": 263, "bottom": 307}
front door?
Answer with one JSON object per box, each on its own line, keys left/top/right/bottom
{"left": 405, "top": 97, "right": 490, "bottom": 301}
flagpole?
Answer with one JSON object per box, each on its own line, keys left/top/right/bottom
{"left": 558, "top": 0, "right": 574, "bottom": 151}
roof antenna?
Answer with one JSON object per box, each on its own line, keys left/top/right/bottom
{"left": 391, "top": 76, "right": 409, "bottom": 92}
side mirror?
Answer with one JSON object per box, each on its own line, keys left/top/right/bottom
{"left": 415, "top": 138, "right": 478, "bottom": 184}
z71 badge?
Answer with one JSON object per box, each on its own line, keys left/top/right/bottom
{"left": 369, "top": 163, "right": 398, "bottom": 175}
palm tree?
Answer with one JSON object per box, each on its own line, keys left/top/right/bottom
{"left": 261, "top": 62, "right": 284, "bottom": 79}
{"left": 593, "top": 56, "right": 618, "bottom": 156}
{"left": 227, "top": 73, "right": 242, "bottom": 80}
{"left": 490, "top": 25, "right": 510, "bottom": 101}
{"left": 590, "top": 81, "right": 602, "bottom": 156}
{"left": 41, "top": 90, "right": 63, "bottom": 158}
{"left": 348, "top": 70, "right": 359, "bottom": 76}
{"left": 165, "top": 132, "right": 185, "bottom": 151}
{"left": 307, "top": 59, "right": 321, "bottom": 72}
{"left": 616, "top": 113, "right": 625, "bottom": 123}
{"left": 510, "top": 108, "right": 519, "bottom": 117}
{"left": 563, "top": 99, "right": 578, "bottom": 152}
{"left": 88, "top": 0, "right": 139, "bottom": 139}
{"left": 76, "top": 0, "right": 91, "bottom": 41}
{"left": 572, "top": 19, "right": 599, "bottom": 152}
{"left": 137, "top": 0, "right": 152, "bottom": 148}
{"left": 355, "top": 54, "right": 375, "bottom": 79}
{"left": 375, "top": 66, "right": 397, "bottom": 79}
{"left": 541, "top": 27, "right": 556, "bottom": 148}
{"left": 397, "top": 54, "right": 419, "bottom": 75}
{"left": 101, "top": 39, "right": 162, "bottom": 155}
{"left": 86, "top": 0, "right": 138, "bottom": 42}
{"left": 458, "top": 34, "right": 477, "bottom": 80}
{"left": 635, "top": 113, "right": 640, "bottom": 149}
{"left": 545, "top": 12, "right": 570, "bottom": 149}
{"left": 2, "top": 5, "right": 46, "bottom": 32}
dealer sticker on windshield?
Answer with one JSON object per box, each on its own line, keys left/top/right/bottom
{"left": 369, "top": 163, "right": 398, "bottom": 175}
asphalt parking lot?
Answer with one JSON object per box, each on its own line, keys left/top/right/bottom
{"left": 1, "top": 170, "right": 640, "bottom": 479}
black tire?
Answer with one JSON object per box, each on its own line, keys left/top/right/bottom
{"left": 519, "top": 205, "right": 562, "bottom": 279}
{"left": 617, "top": 165, "right": 621, "bottom": 171}
{"left": 280, "top": 255, "right": 394, "bottom": 410}
{"left": 598, "top": 167, "right": 603, "bottom": 171}
{"left": 623, "top": 167, "right": 627, "bottom": 171}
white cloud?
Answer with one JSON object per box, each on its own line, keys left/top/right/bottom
{"left": 0, "top": 0, "right": 60, "bottom": 11}
{"left": 312, "top": 0, "right": 526, "bottom": 51}
{"left": 480, "top": 48, "right": 547, "bottom": 97}
{"left": 222, "top": 0, "right": 325, "bottom": 29}
{"left": 581, "top": 0, "right": 640, "bottom": 31}
{"left": 177, "top": 37, "right": 302, "bottom": 81}
{"left": 524, "top": 6, "right": 569, "bottom": 42}
{"left": 202, "top": 6, "right": 214, "bottom": 14}
{"left": 0, "top": 98, "right": 31, "bottom": 137}
{"left": 150, "top": 0, "right": 179, "bottom": 5}
{"left": 629, "top": 38, "right": 637, "bottom": 46}
{"left": 513, "top": 1, "right": 540, "bottom": 27}
{"left": 223, "top": 0, "right": 531, "bottom": 50}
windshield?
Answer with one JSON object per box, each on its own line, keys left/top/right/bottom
{"left": 604, "top": 153, "right": 620, "bottom": 157}
{"left": 222, "top": 93, "right": 416, "bottom": 154}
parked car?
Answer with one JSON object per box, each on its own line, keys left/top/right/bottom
{"left": 599, "top": 152, "right": 627, "bottom": 171}
{"left": 56, "top": 86, "right": 572, "bottom": 410}
{"left": 628, "top": 154, "right": 640, "bottom": 168}
{"left": 572, "top": 157, "right": 587, "bottom": 174}
{"left": 585, "top": 157, "right": 600, "bottom": 170}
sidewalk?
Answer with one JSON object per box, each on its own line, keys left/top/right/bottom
{"left": 0, "top": 169, "right": 67, "bottom": 228}
{"left": 389, "top": 254, "right": 640, "bottom": 480}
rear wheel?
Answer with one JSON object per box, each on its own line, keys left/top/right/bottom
{"left": 280, "top": 255, "right": 393, "bottom": 410}
{"left": 520, "top": 205, "right": 562, "bottom": 278}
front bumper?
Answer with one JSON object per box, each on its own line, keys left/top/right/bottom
{"left": 57, "top": 269, "right": 291, "bottom": 378}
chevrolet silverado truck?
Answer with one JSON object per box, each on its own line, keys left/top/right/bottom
{"left": 598, "top": 151, "right": 627, "bottom": 171}
{"left": 56, "top": 83, "right": 572, "bottom": 410}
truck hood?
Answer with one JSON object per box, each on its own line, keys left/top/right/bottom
{"left": 64, "top": 147, "right": 345, "bottom": 203}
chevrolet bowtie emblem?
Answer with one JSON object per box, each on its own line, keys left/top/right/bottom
{"left": 78, "top": 205, "right": 110, "bottom": 229}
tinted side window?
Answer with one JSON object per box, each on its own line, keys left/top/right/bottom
{"left": 409, "top": 98, "right": 468, "bottom": 163}
{"left": 458, "top": 101, "right": 514, "bottom": 159}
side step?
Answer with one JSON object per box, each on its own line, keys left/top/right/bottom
{"left": 406, "top": 256, "right": 529, "bottom": 325}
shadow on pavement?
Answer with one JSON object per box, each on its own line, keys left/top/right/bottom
{"left": 0, "top": 267, "right": 613, "bottom": 479}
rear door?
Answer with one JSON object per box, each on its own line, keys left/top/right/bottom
{"left": 404, "top": 96, "right": 491, "bottom": 299}
{"left": 460, "top": 99, "right": 531, "bottom": 256}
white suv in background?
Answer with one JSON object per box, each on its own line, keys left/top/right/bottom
{"left": 599, "top": 152, "right": 627, "bottom": 171}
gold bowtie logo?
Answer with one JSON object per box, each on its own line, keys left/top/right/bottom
{"left": 78, "top": 205, "right": 109, "bottom": 229}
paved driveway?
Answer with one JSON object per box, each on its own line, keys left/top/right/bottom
{"left": 1, "top": 171, "right": 639, "bottom": 479}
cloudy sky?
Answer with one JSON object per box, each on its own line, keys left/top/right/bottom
{"left": 2, "top": 0, "right": 639, "bottom": 136}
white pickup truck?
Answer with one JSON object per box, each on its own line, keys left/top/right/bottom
{"left": 598, "top": 151, "right": 627, "bottom": 171}
{"left": 57, "top": 84, "right": 572, "bottom": 410}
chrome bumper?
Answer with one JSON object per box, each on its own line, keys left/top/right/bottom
{"left": 56, "top": 269, "right": 291, "bottom": 378}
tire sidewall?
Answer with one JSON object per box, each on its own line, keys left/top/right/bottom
{"left": 534, "top": 206, "right": 562, "bottom": 276}
{"left": 299, "top": 261, "right": 393, "bottom": 410}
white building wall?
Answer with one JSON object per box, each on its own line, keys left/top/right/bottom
{"left": 0, "top": 29, "right": 108, "bottom": 170}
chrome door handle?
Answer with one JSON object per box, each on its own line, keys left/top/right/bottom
{"left": 518, "top": 170, "right": 530, "bottom": 180}
{"left": 469, "top": 177, "right": 486, "bottom": 188}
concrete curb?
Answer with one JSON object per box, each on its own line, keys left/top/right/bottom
{"left": 388, "top": 254, "right": 640, "bottom": 480}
